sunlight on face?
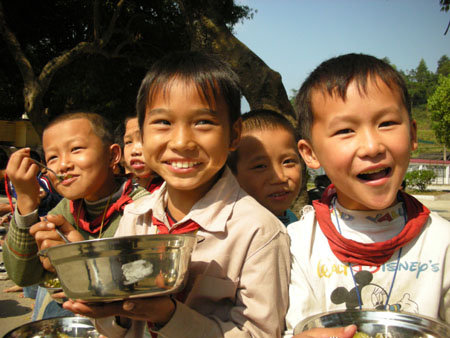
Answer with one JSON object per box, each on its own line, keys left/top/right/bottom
{"left": 141, "top": 79, "right": 239, "bottom": 207}
{"left": 298, "top": 77, "right": 417, "bottom": 211}
{"left": 43, "top": 118, "right": 117, "bottom": 201}
{"left": 236, "top": 128, "right": 302, "bottom": 216}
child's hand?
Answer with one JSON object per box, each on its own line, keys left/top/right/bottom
{"left": 6, "top": 148, "right": 41, "bottom": 215}
{"left": 293, "top": 325, "right": 357, "bottom": 338}
{"left": 64, "top": 296, "right": 176, "bottom": 325}
{"left": 30, "top": 214, "right": 85, "bottom": 272}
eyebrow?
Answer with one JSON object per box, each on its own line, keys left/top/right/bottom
{"left": 147, "top": 107, "right": 219, "bottom": 116}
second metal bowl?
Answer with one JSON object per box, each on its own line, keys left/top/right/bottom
{"left": 294, "top": 310, "right": 450, "bottom": 338}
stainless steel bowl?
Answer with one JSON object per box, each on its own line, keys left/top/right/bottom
{"left": 3, "top": 316, "right": 100, "bottom": 338}
{"left": 39, "top": 234, "right": 197, "bottom": 302}
{"left": 294, "top": 310, "right": 450, "bottom": 337}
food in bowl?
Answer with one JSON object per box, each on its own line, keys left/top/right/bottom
{"left": 41, "top": 277, "right": 62, "bottom": 289}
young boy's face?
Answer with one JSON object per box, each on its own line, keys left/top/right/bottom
{"left": 141, "top": 79, "right": 240, "bottom": 202}
{"left": 298, "top": 77, "right": 418, "bottom": 211}
{"left": 123, "top": 118, "right": 152, "bottom": 179}
{"left": 235, "top": 128, "right": 302, "bottom": 217}
{"left": 43, "top": 118, "right": 120, "bottom": 201}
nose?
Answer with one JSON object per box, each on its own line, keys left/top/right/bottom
{"left": 169, "top": 125, "right": 196, "bottom": 151}
{"left": 131, "top": 140, "right": 143, "bottom": 156}
{"left": 58, "top": 153, "right": 74, "bottom": 173}
{"left": 270, "top": 164, "right": 289, "bottom": 184}
{"left": 356, "top": 129, "right": 385, "bottom": 158}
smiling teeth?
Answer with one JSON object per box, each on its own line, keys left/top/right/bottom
{"left": 170, "top": 162, "right": 199, "bottom": 169}
{"left": 361, "top": 168, "right": 385, "bottom": 175}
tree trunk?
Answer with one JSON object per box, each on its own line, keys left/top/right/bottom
{"left": 188, "top": 14, "right": 296, "bottom": 124}
{"left": 184, "top": 12, "right": 308, "bottom": 214}
{"left": 0, "top": 0, "right": 124, "bottom": 136}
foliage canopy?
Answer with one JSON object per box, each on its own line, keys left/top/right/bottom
{"left": 427, "top": 74, "right": 450, "bottom": 148}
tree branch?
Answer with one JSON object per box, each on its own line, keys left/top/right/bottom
{"left": 0, "top": 0, "right": 35, "bottom": 85}
{"left": 98, "top": 0, "right": 125, "bottom": 47}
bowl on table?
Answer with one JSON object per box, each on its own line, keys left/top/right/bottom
{"left": 38, "top": 234, "right": 197, "bottom": 302}
{"left": 3, "top": 316, "right": 100, "bottom": 338}
{"left": 294, "top": 310, "right": 450, "bottom": 338}
{"left": 39, "top": 277, "right": 65, "bottom": 304}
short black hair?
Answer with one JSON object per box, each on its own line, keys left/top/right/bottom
{"left": 295, "top": 53, "right": 411, "bottom": 141}
{"left": 240, "top": 109, "right": 299, "bottom": 139}
{"left": 228, "top": 109, "right": 300, "bottom": 173}
{"left": 136, "top": 51, "right": 241, "bottom": 131}
{"left": 45, "top": 111, "right": 115, "bottom": 147}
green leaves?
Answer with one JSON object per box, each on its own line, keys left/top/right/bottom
{"left": 427, "top": 74, "right": 450, "bottom": 148}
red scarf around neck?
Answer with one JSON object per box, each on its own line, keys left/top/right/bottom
{"left": 151, "top": 209, "right": 200, "bottom": 235}
{"left": 146, "top": 176, "right": 164, "bottom": 193}
{"left": 313, "top": 184, "right": 430, "bottom": 266}
{"left": 70, "top": 178, "right": 134, "bottom": 234}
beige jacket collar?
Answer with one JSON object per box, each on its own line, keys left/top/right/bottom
{"left": 126, "top": 167, "right": 241, "bottom": 233}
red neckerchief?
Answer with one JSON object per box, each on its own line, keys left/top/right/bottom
{"left": 69, "top": 178, "right": 134, "bottom": 234}
{"left": 4, "top": 173, "right": 14, "bottom": 213}
{"left": 151, "top": 209, "right": 200, "bottom": 235}
{"left": 146, "top": 176, "right": 164, "bottom": 193}
{"left": 148, "top": 210, "right": 200, "bottom": 336}
{"left": 313, "top": 184, "right": 430, "bottom": 266}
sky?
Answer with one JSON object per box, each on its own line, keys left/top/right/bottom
{"left": 234, "top": 0, "right": 450, "bottom": 110}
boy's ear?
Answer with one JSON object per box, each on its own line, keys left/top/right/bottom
{"left": 410, "top": 119, "right": 418, "bottom": 152}
{"left": 229, "top": 118, "right": 242, "bottom": 151}
{"left": 109, "top": 144, "right": 122, "bottom": 169}
{"left": 298, "top": 139, "right": 321, "bottom": 169}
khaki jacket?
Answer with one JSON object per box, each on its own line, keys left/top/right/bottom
{"left": 95, "top": 167, "right": 291, "bottom": 338}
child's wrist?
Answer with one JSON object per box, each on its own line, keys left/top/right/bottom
{"left": 16, "top": 196, "right": 39, "bottom": 215}
{"left": 154, "top": 296, "right": 176, "bottom": 327}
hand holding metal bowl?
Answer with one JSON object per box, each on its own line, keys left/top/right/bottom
{"left": 38, "top": 234, "right": 197, "bottom": 302}
{"left": 294, "top": 310, "right": 450, "bottom": 338}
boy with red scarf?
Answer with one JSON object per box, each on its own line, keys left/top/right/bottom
{"left": 284, "top": 54, "right": 450, "bottom": 338}
{"left": 3, "top": 112, "right": 148, "bottom": 319}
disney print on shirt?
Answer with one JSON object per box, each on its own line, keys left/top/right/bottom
{"left": 330, "top": 270, "right": 419, "bottom": 313}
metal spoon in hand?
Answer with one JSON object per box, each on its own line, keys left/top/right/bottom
{"left": 30, "top": 158, "right": 64, "bottom": 181}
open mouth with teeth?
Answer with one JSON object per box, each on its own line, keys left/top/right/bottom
{"left": 169, "top": 161, "right": 201, "bottom": 169}
{"left": 269, "top": 191, "right": 290, "bottom": 198}
{"left": 357, "top": 167, "right": 391, "bottom": 181}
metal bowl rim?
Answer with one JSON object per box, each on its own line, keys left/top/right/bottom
{"left": 3, "top": 316, "right": 97, "bottom": 337}
{"left": 39, "top": 233, "right": 197, "bottom": 256}
{"left": 295, "top": 309, "right": 450, "bottom": 333}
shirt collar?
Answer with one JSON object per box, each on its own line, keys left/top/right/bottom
{"left": 126, "top": 167, "right": 241, "bottom": 233}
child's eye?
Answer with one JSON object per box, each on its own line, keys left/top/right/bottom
{"left": 379, "top": 121, "right": 397, "bottom": 128}
{"left": 71, "top": 147, "right": 83, "bottom": 152}
{"left": 46, "top": 156, "right": 57, "bottom": 163}
{"left": 151, "top": 119, "right": 170, "bottom": 126}
{"left": 283, "top": 158, "right": 299, "bottom": 166}
{"left": 251, "top": 164, "right": 267, "bottom": 170}
{"left": 334, "top": 128, "right": 353, "bottom": 135}
{"left": 196, "top": 119, "right": 215, "bottom": 126}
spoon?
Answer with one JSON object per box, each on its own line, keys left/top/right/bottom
{"left": 55, "top": 227, "right": 70, "bottom": 243}
{"left": 30, "top": 158, "right": 64, "bottom": 181}
{"left": 42, "top": 216, "right": 70, "bottom": 243}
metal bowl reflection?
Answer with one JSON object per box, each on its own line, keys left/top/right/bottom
{"left": 3, "top": 316, "right": 100, "bottom": 338}
{"left": 39, "top": 234, "right": 197, "bottom": 302}
{"left": 294, "top": 310, "right": 450, "bottom": 338}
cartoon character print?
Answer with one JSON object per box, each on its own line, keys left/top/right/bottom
{"left": 330, "top": 270, "right": 418, "bottom": 313}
